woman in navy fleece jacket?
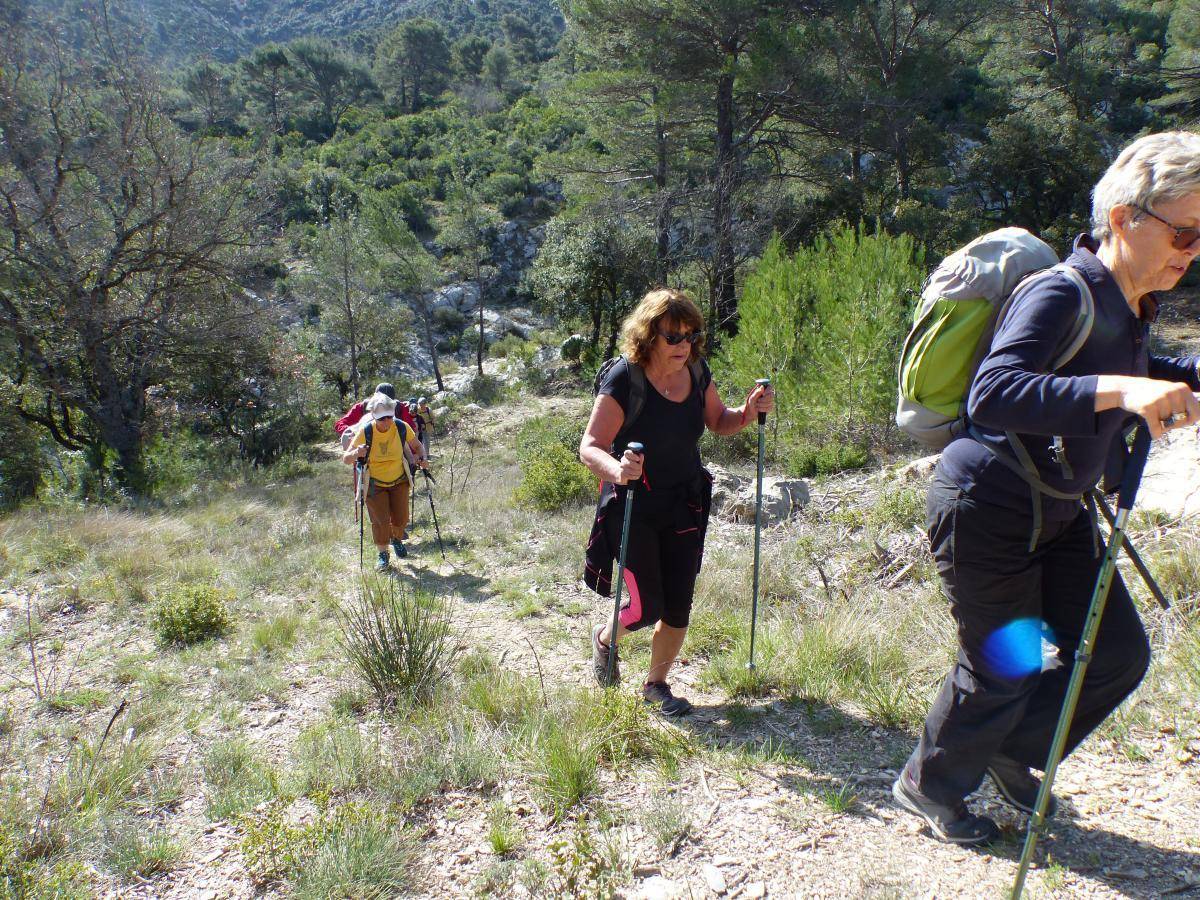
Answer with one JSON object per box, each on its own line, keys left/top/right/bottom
{"left": 893, "top": 132, "right": 1200, "bottom": 846}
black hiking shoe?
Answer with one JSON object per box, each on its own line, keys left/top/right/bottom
{"left": 642, "top": 681, "right": 694, "bottom": 717}
{"left": 375, "top": 551, "right": 390, "bottom": 572}
{"left": 592, "top": 624, "right": 618, "bottom": 687}
{"left": 391, "top": 538, "right": 408, "bottom": 558}
{"left": 892, "top": 770, "right": 1000, "bottom": 846}
{"left": 987, "top": 754, "right": 1057, "bottom": 818}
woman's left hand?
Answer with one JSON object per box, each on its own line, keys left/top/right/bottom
{"left": 741, "top": 382, "right": 775, "bottom": 425}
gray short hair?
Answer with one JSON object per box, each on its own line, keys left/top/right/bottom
{"left": 1091, "top": 131, "right": 1200, "bottom": 242}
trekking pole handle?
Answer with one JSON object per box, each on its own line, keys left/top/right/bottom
{"left": 1118, "top": 425, "right": 1152, "bottom": 513}
{"left": 755, "top": 379, "right": 771, "bottom": 426}
{"left": 622, "top": 442, "right": 644, "bottom": 493}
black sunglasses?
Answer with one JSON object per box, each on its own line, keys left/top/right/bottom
{"left": 657, "top": 329, "right": 704, "bottom": 346}
{"left": 1134, "top": 205, "right": 1200, "bottom": 251}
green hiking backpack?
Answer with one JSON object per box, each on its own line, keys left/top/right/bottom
{"left": 896, "top": 227, "right": 1096, "bottom": 450}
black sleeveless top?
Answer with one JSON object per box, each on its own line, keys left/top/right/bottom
{"left": 597, "top": 357, "right": 707, "bottom": 492}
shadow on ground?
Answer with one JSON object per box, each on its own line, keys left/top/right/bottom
{"left": 669, "top": 696, "right": 1200, "bottom": 897}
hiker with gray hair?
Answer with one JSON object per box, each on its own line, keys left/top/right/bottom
{"left": 894, "top": 131, "right": 1200, "bottom": 845}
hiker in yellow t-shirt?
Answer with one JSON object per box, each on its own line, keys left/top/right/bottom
{"left": 342, "top": 393, "right": 427, "bottom": 570}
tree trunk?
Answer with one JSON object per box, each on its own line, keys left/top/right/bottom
{"left": 589, "top": 301, "right": 603, "bottom": 351}
{"left": 420, "top": 303, "right": 445, "bottom": 392}
{"left": 711, "top": 70, "right": 738, "bottom": 333}
{"left": 474, "top": 249, "right": 485, "bottom": 377}
{"left": 342, "top": 238, "right": 361, "bottom": 399}
{"left": 603, "top": 302, "right": 620, "bottom": 361}
{"left": 653, "top": 85, "right": 671, "bottom": 280}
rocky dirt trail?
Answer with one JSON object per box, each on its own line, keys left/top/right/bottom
{"left": 434, "top": 509, "right": 1200, "bottom": 899}
{"left": 72, "top": 391, "right": 1200, "bottom": 899}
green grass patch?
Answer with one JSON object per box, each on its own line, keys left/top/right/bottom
{"left": 202, "top": 739, "right": 280, "bottom": 820}
{"left": 241, "top": 800, "right": 416, "bottom": 897}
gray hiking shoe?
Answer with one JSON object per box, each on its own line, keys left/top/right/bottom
{"left": 592, "top": 624, "right": 618, "bottom": 687}
{"left": 391, "top": 538, "right": 408, "bottom": 558}
{"left": 988, "top": 754, "right": 1057, "bottom": 818}
{"left": 375, "top": 551, "right": 390, "bottom": 572}
{"left": 642, "top": 681, "right": 693, "bottom": 717}
{"left": 892, "top": 769, "right": 1000, "bottom": 846}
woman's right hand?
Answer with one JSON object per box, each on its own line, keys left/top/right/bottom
{"left": 1100, "top": 375, "right": 1200, "bottom": 439}
{"left": 613, "top": 448, "right": 643, "bottom": 485}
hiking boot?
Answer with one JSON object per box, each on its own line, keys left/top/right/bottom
{"left": 987, "top": 754, "right": 1057, "bottom": 818}
{"left": 642, "top": 681, "right": 694, "bottom": 717}
{"left": 375, "top": 551, "right": 390, "bottom": 572}
{"left": 391, "top": 538, "right": 408, "bottom": 559}
{"left": 892, "top": 769, "right": 1000, "bottom": 846}
{"left": 592, "top": 624, "right": 618, "bottom": 687}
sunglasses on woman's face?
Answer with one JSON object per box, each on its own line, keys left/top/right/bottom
{"left": 1135, "top": 205, "right": 1200, "bottom": 251}
{"left": 657, "top": 329, "right": 704, "bottom": 346}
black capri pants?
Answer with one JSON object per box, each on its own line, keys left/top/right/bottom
{"left": 603, "top": 487, "right": 704, "bottom": 631}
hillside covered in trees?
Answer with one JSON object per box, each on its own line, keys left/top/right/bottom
{"left": 4, "top": 0, "right": 1200, "bottom": 500}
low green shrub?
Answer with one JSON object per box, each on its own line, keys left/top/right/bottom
{"left": 866, "top": 484, "right": 926, "bottom": 533}
{"left": 786, "top": 442, "right": 870, "bottom": 478}
{"left": 153, "top": 583, "right": 234, "bottom": 645}
{"left": 513, "top": 413, "right": 595, "bottom": 511}
{"left": 513, "top": 443, "right": 595, "bottom": 511}
{"left": 488, "top": 334, "right": 528, "bottom": 359}
{"left": 466, "top": 373, "right": 506, "bottom": 406}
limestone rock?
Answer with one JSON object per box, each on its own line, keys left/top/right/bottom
{"left": 708, "top": 464, "right": 809, "bottom": 524}
{"left": 895, "top": 454, "right": 940, "bottom": 483}
{"left": 637, "top": 876, "right": 683, "bottom": 900}
{"left": 703, "top": 862, "right": 727, "bottom": 894}
{"left": 1139, "top": 427, "right": 1200, "bottom": 519}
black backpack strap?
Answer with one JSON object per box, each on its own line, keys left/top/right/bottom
{"left": 364, "top": 422, "right": 374, "bottom": 455}
{"left": 625, "top": 357, "right": 646, "bottom": 427}
{"left": 613, "top": 357, "right": 646, "bottom": 451}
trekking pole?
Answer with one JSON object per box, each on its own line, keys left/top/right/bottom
{"left": 1010, "top": 425, "right": 1152, "bottom": 900}
{"left": 607, "top": 441, "right": 644, "bottom": 687}
{"left": 1088, "top": 490, "right": 1169, "bottom": 610}
{"left": 747, "top": 379, "right": 771, "bottom": 671}
{"left": 421, "top": 468, "right": 446, "bottom": 561}
{"left": 355, "top": 459, "right": 366, "bottom": 569}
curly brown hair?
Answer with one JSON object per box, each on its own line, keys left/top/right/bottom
{"left": 619, "top": 288, "right": 706, "bottom": 367}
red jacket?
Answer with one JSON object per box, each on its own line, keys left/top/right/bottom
{"left": 335, "top": 400, "right": 416, "bottom": 436}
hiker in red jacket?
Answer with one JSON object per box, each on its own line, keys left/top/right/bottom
{"left": 336, "top": 383, "right": 416, "bottom": 449}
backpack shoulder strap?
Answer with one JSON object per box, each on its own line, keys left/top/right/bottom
{"left": 994, "top": 264, "right": 1095, "bottom": 371}
{"left": 688, "top": 359, "right": 711, "bottom": 395}
{"left": 364, "top": 422, "right": 374, "bottom": 454}
{"left": 623, "top": 356, "right": 646, "bottom": 431}
{"left": 1047, "top": 264, "right": 1095, "bottom": 370}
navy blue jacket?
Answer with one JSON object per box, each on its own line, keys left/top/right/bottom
{"left": 939, "top": 234, "right": 1200, "bottom": 520}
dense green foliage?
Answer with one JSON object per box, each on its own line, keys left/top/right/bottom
{"left": 5, "top": 0, "right": 1200, "bottom": 495}
{"left": 514, "top": 413, "right": 597, "bottom": 510}
{"left": 721, "top": 227, "right": 925, "bottom": 471}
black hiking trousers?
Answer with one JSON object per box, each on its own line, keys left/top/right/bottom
{"left": 906, "top": 473, "right": 1151, "bottom": 808}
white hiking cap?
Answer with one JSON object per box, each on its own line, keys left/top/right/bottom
{"left": 367, "top": 393, "right": 397, "bottom": 420}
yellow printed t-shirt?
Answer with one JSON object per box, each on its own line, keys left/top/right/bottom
{"left": 350, "top": 420, "right": 415, "bottom": 486}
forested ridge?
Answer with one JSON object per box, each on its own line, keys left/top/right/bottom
{"left": 4, "top": 0, "right": 1200, "bottom": 501}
